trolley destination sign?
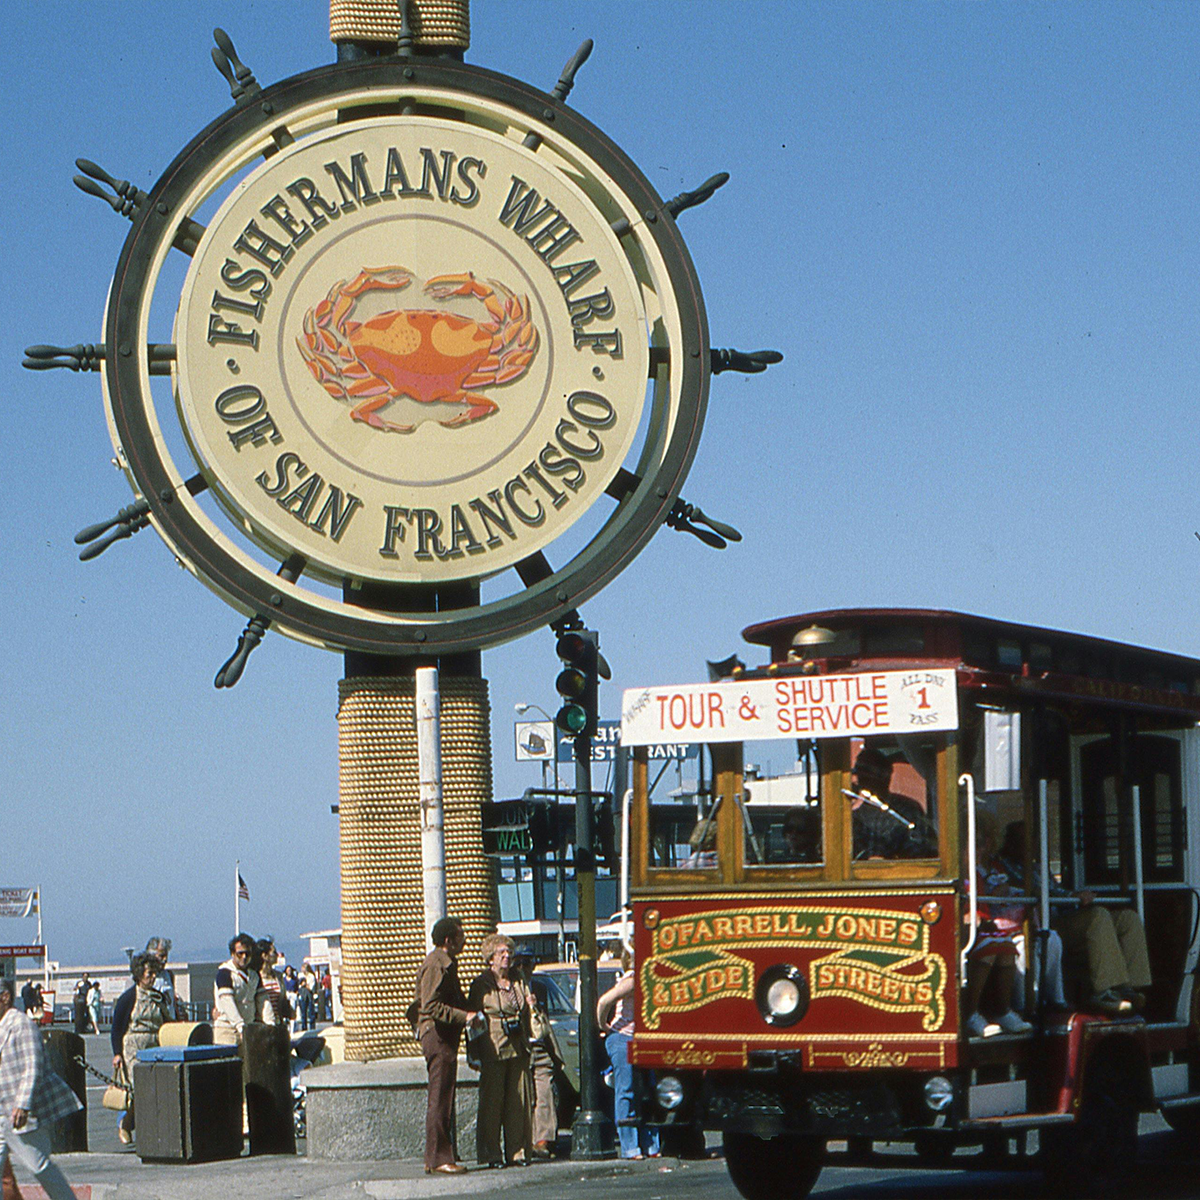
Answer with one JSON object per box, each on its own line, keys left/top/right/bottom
{"left": 621, "top": 669, "right": 958, "bottom": 745}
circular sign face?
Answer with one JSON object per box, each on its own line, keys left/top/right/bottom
{"left": 102, "top": 57, "right": 710, "bottom": 655}
{"left": 175, "top": 117, "right": 648, "bottom": 586}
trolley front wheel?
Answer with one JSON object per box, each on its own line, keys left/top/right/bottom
{"left": 723, "top": 1132, "right": 822, "bottom": 1200}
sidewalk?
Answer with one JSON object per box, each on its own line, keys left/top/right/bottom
{"left": 41, "top": 1151, "right": 684, "bottom": 1200}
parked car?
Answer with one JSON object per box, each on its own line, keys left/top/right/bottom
{"left": 533, "top": 961, "right": 623, "bottom": 1016}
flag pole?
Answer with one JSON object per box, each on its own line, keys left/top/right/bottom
{"left": 37, "top": 884, "right": 47, "bottom": 990}
{"left": 235, "top": 860, "right": 240, "bottom": 937}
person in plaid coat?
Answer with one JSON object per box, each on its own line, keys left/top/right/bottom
{"left": 0, "top": 979, "right": 80, "bottom": 1199}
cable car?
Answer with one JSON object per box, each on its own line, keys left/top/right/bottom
{"left": 621, "top": 609, "right": 1200, "bottom": 1198}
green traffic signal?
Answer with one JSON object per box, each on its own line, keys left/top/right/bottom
{"left": 555, "top": 629, "right": 599, "bottom": 737}
{"left": 556, "top": 703, "right": 589, "bottom": 735}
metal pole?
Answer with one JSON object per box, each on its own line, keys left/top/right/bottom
{"left": 416, "top": 666, "right": 447, "bottom": 948}
{"left": 1132, "top": 783, "right": 1145, "bottom": 923}
{"left": 37, "top": 885, "right": 47, "bottom": 991}
{"left": 960, "top": 774, "right": 979, "bottom": 978}
{"left": 1038, "top": 780, "right": 1051, "bottom": 932}
{"left": 571, "top": 729, "right": 614, "bottom": 1158}
{"left": 555, "top": 743, "right": 565, "bottom": 961}
{"left": 235, "top": 860, "right": 240, "bottom": 937}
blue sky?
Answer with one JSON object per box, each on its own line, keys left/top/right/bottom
{"left": 5, "top": 0, "right": 1200, "bottom": 966}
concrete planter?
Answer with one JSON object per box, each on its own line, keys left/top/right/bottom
{"left": 304, "top": 1056, "right": 478, "bottom": 1161}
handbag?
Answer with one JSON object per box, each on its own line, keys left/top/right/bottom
{"left": 102, "top": 1061, "right": 132, "bottom": 1112}
{"left": 465, "top": 1023, "right": 484, "bottom": 1072}
{"left": 529, "top": 1000, "right": 551, "bottom": 1044}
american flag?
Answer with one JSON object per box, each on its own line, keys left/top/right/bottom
{"left": 237, "top": 873, "right": 250, "bottom": 902}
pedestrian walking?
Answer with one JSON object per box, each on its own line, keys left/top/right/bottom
{"left": 0, "top": 978, "right": 81, "bottom": 1199}
{"left": 297, "top": 971, "right": 314, "bottom": 1032}
{"left": 17, "top": 985, "right": 41, "bottom": 1027}
{"left": 282, "top": 966, "right": 300, "bottom": 1033}
{"left": 513, "top": 948, "right": 561, "bottom": 1158}
{"left": 468, "top": 934, "right": 534, "bottom": 1168}
{"left": 319, "top": 970, "right": 332, "bottom": 1021}
{"left": 72, "top": 979, "right": 88, "bottom": 1036}
{"left": 145, "top": 937, "right": 186, "bottom": 1021}
{"left": 255, "top": 939, "right": 291, "bottom": 1027}
{"left": 110, "top": 952, "right": 172, "bottom": 1144}
{"left": 598, "top": 949, "right": 660, "bottom": 1160}
{"left": 87, "top": 981, "right": 103, "bottom": 1036}
{"left": 213, "top": 934, "right": 264, "bottom": 1046}
{"left": 412, "top": 917, "right": 477, "bottom": 1175}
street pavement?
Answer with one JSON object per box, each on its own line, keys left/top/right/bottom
{"left": 43, "top": 1152, "right": 712, "bottom": 1200}
{"left": 32, "top": 1116, "right": 1200, "bottom": 1200}
{"left": 25, "top": 1035, "right": 1200, "bottom": 1199}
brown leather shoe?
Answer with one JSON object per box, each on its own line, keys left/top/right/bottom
{"left": 433, "top": 1163, "right": 467, "bottom": 1174}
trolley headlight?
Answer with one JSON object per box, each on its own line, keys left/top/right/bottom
{"left": 923, "top": 1075, "right": 954, "bottom": 1112}
{"left": 656, "top": 1075, "right": 685, "bottom": 1111}
{"left": 754, "top": 964, "right": 809, "bottom": 1027}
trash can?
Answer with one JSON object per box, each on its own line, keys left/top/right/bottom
{"left": 133, "top": 1044, "right": 243, "bottom": 1163}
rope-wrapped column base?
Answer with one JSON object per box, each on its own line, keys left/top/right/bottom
{"left": 338, "top": 673, "right": 496, "bottom": 1061}
{"left": 330, "top": 0, "right": 470, "bottom": 49}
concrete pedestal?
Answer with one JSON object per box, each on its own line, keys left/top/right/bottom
{"left": 304, "top": 1057, "right": 478, "bottom": 1161}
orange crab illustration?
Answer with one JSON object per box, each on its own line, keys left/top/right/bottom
{"left": 297, "top": 266, "right": 538, "bottom": 432}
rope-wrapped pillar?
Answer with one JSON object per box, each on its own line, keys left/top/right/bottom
{"left": 328, "top": 0, "right": 485, "bottom": 1067}
{"left": 338, "top": 673, "right": 497, "bottom": 1061}
{"left": 331, "top": 0, "right": 470, "bottom": 53}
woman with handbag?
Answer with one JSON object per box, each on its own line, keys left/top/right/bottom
{"left": 109, "top": 952, "right": 171, "bottom": 1144}
{"left": 467, "top": 934, "right": 534, "bottom": 1168}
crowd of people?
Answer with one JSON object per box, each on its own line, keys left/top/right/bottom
{"left": 413, "top": 917, "right": 654, "bottom": 1175}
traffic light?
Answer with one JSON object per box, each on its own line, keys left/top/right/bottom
{"left": 555, "top": 629, "right": 599, "bottom": 737}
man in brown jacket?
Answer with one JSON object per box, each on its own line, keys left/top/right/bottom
{"left": 414, "top": 918, "right": 477, "bottom": 1175}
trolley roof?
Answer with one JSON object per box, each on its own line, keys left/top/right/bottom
{"left": 738, "top": 607, "right": 1200, "bottom": 722}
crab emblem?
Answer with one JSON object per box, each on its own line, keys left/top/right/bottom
{"left": 297, "top": 266, "right": 538, "bottom": 433}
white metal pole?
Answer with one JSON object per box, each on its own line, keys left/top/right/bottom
{"left": 37, "top": 885, "right": 47, "bottom": 990}
{"left": 235, "top": 860, "right": 240, "bottom": 937}
{"left": 619, "top": 786, "right": 633, "bottom": 955}
{"left": 1132, "top": 784, "right": 1145, "bottom": 923}
{"left": 960, "top": 774, "right": 979, "bottom": 978}
{"left": 416, "top": 666, "right": 447, "bottom": 950}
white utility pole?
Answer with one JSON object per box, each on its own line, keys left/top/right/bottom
{"left": 416, "top": 667, "right": 447, "bottom": 949}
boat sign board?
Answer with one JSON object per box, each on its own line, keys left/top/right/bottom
{"left": 621, "top": 670, "right": 958, "bottom": 746}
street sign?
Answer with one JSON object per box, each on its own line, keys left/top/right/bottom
{"left": 515, "top": 720, "right": 555, "bottom": 762}
{"left": 77, "top": 44, "right": 714, "bottom": 659}
{"left": 555, "top": 719, "right": 700, "bottom": 765}
{"left": 621, "top": 670, "right": 959, "bottom": 746}
{"left": 481, "top": 798, "right": 560, "bottom": 857}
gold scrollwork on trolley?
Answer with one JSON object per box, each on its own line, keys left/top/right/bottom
{"left": 662, "top": 1040, "right": 717, "bottom": 1067}
{"left": 842, "top": 1042, "right": 910, "bottom": 1068}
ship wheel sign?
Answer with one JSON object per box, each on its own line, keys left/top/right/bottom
{"left": 29, "top": 29, "right": 778, "bottom": 677}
